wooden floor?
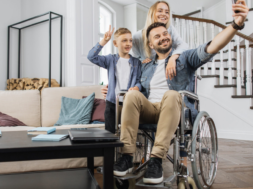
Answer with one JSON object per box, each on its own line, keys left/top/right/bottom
{"left": 94, "top": 138, "right": 253, "bottom": 189}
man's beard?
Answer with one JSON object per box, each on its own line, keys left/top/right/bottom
{"left": 153, "top": 38, "right": 172, "bottom": 54}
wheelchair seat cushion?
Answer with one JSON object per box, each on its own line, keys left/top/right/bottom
{"left": 139, "top": 124, "right": 157, "bottom": 132}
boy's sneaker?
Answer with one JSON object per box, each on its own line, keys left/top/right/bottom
{"left": 113, "top": 154, "right": 133, "bottom": 176}
{"left": 143, "top": 158, "right": 163, "bottom": 184}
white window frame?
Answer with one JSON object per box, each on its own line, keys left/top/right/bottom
{"left": 98, "top": 1, "right": 116, "bottom": 85}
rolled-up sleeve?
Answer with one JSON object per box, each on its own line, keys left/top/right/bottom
{"left": 197, "top": 41, "right": 216, "bottom": 63}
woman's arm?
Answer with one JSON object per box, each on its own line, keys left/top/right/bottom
{"left": 169, "top": 25, "right": 189, "bottom": 55}
{"left": 165, "top": 25, "right": 189, "bottom": 80}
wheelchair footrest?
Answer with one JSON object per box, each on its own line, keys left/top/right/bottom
{"left": 135, "top": 175, "right": 176, "bottom": 188}
{"left": 114, "top": 169, "right": 145, "bottom": 180}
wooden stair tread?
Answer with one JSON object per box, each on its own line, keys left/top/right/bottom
{"left": 201, "top": 75, "right": 236, "bottom": 79}
{"left": 214, "top": 85, "right": 245, "bottom": 89}
{"left": 250, "top": 106, "right": 253, "bottom": 110}
{"left": 201, "top": 67, "right": 236, "bottom": 70}
{"left": 232, "top": 95, "right": 253, "bottom": 98}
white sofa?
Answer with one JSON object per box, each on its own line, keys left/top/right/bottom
{"left": 0, "top": 85, "right": 105, "bottom": 174}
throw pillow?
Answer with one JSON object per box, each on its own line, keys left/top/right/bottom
{"left": 54, "top": 93, "right": 95, "bottom": 126}
{"left": 82, "top": 96, "right": 106, "bottom": 122}
{"left": 0, "top": 112, "right": 26, "bottom": 126}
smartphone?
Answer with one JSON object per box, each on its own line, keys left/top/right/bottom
{"left": 232, "top": 0, "right": 240, "bottom": 13}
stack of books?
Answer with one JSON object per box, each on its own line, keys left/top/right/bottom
{"left": 27, "top": 127, "right": 56, "bottom": 135}
{"left": 28, "top": 127, "right": 68, "bottom": 142}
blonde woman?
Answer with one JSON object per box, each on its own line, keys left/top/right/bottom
{"left": 132, "top": 1, "right": 188, "bottom": 80}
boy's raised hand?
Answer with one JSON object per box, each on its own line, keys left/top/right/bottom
{"left": 99, "top": 25, "right": 115, "bottom": 46}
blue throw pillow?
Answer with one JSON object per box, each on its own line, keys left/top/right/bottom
{"left": 54, "top": 93, "right": 95, "bottom": 126}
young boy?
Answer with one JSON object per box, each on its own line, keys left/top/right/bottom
{"left": 87, "top": 25, "right": 142, "bottom": 134}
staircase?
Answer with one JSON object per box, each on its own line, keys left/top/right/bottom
{"left": 172, "top": 13, "right": 253, "bottom": 110}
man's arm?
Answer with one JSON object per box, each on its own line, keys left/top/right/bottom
{"left": 206, "top": 0, "right": 249, "bottom": 54}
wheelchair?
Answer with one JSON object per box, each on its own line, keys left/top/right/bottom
{"left": 100, "top": 76, "right": 219, "bottom": 189}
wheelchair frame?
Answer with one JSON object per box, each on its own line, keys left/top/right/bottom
{"left": 113, "top": 76, "right": 218, "bottom": 189}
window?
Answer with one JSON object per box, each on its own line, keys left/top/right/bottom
{"left": 98, "top": 2, "right": 115, "bottom": 85}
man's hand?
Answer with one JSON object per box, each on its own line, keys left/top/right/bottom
{"left": 233, "top": 0, "right": 249, "bottom": 26}
{"left": 142, "top": 58, "right": 152, "bottom": 64}
{"left": 166, "top": 54, "right": 179, "bottom": 80}
{"left": 206, "top": 0, "right": 248, "bottom": 54}
{"left": 129, "top": 86, "right": 139, "bottom": 91}
{"left": 99, "top": 25, "right": 115, "bottom": 46}
{"left": 101, "top": 84, "right": 108, "bottom": 99}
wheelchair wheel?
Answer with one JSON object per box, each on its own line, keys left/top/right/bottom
{"left": 191, "top": 111, "right": 218, "bottom": 189}
{"left": 133, "top": 132, "right": 152, "bottom": 166}
{"left": 178, "top": 177, "right": 197, "bottom": 189}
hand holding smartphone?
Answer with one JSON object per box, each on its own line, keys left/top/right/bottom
{"left": 232, "top": 0, "right": 241, "bottom": 13}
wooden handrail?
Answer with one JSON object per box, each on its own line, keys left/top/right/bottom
{"left": 172, "top": 14, "right": 253, "bottom": 43}
{"left": 183, "top": 9, "right": 201, "bottom": 17}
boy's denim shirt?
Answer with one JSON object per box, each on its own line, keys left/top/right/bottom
{"left": 87, "top": 42, "right": 142, "bottom": 104}
{"left": 141, "top": 41, "right": 216, "bottom": 122}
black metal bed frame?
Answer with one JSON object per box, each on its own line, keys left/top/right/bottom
{"left": 7, "top": 11, "right": 63, "bottom": 87}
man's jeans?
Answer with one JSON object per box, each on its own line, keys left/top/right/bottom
{"left": 120, "top": 90, "right": 182, "bottom": 159}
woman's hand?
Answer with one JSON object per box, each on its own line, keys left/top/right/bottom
{"left": 101, "top": 84, "right": 108, "bottom": 99}
{"left": 142, "top": 58, "right": 152, "bottom": 64}
{"left": 166, "top": 54, "right": 179, "bottom": 80}
{"left": 129, "top": 86, "right": 139, "bottom": 91}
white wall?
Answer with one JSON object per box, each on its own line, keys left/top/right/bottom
{"left": 203, "top": 0, "right": 227, "bottom": 25}
{"left": 100, "top": 0, "right": 125, "bottom": 29}
{"left": 137, "top": 4, "right": 148, "bottom": 31}
{"left": 0, "top": 0, "right": 22, "bottom": 90}
{"left": 20, "top": 0, "right": 66, "bottom": 86}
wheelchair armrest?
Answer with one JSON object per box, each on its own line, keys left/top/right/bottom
{"left": 178, "top": 90, "right": 199, "bottom": 101}
{"left": 116, "top": 90, "right": 128, "bottom": 98}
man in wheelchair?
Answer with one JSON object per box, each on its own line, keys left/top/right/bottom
{"left": 112, "top": 1, "right": 249, "bottom": 185}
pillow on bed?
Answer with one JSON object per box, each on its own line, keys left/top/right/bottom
{"left": 82, "top": 96, "right": 106, "bottom": 122}
{"left": 0, "top": 112, "right": 27, "bottom": 126}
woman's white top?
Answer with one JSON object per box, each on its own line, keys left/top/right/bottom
{"left": 132, "top": 25, "right": 189, "bottom": 61}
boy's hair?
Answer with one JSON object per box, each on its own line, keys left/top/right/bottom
{"left": 114, "top": 28, "right": 131, "bottom": 39}
{"left": 146, "top": 22, "right": 167, "bottom": 41}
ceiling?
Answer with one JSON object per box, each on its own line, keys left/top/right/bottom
{"left": 111, "top": 0, "right": 222, "bottom": 15}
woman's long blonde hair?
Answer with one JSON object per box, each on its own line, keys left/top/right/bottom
{"left": 142, "top": 1, "right": 171, "bottom": 58}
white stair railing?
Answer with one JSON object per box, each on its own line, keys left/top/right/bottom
{"left": 245, "top": 41, "right": 252, "bottom": 95}
{"left": 173, "top": 14, "right": 253, "bottom": 97}
{"left": 236, "top": 36, "right": 242, "bottom": 95}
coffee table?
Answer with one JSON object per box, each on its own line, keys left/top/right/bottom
{"left": 0, "top": 129, "right": 123, "bottom": 189}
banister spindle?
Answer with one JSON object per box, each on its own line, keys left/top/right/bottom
{"left": 203, "top": 22, "right": 208, "bottom": 75}
{"left": 178, "top": 19, "right": 181, "bottom": 38}
{"left": 175, "top": 18, "right": 179, "bottom": 34}
{"left": 240, "top": 48, "right": 245, "bottom": 87}
{"left": 245, "top": 41, "right": 252, "bottom": 95}
{"left": 219, "top": 27, "right": 224, "bottom": 85}
{"left": 189, "top": 20, "right": 194, "bottom": 49}
{"left": 236, "top": 36, "right": 242, "bottom": 95}
{"left": 182, "top": 19, "right": 186, "bottom": 42}
{"left": 211, "top": 24, "right": 216, "bottom": 75}
{"left": 227, "top": 42, "right": 233, "bottom": 84}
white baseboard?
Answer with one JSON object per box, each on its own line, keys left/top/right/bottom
{"left": 217, "top": 130, "right": 253, "bottom": 141}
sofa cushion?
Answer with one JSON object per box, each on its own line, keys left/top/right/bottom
{"left": 0, "top": 112, "right": 26, "bottom": 126}
{"left": 0, "top": 90, "right": 41, "bottom": 127}
{"left": 41, "top": 86, "right": 104, "bottom": 127}
{"left": 83, "top": 96, "right": 106, "bottom": 122}
{"left": 54, "top": 93, "right": 95, "bottom": 126}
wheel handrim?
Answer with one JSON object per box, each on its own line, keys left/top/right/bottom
{"left": 197, "top": 115, "right": 218, "bottom": 187}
